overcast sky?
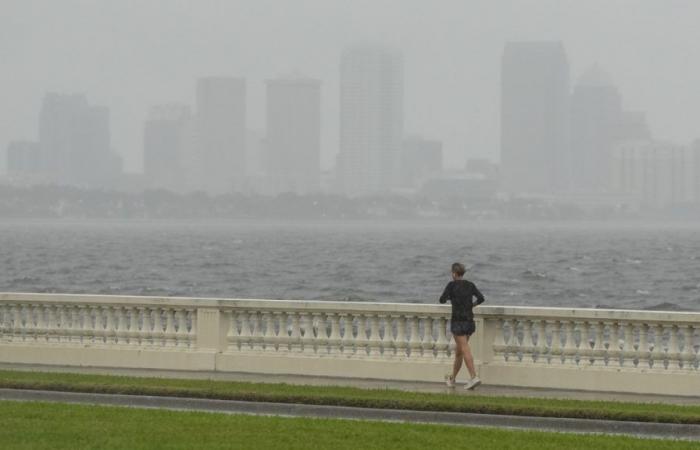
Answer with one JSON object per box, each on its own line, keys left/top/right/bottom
{"left": 2, "top": 0, "right": 699, "bottom": 173}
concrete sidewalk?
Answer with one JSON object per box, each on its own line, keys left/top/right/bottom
{"left": 1, "top": 388, "right": 699, "bottom": 441}
{"left": 1, "top": 362, "right": 698, "bottom": 405}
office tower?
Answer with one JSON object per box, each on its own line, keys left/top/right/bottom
{"left": 143, "top": 104, "right": 191, "bottom": 191}
{"left": 38, "top": 93, "right": 121, "bottom": 186}
{"left": 6, "top": 141, "right": 41, "bottom": 175}
{"left": 338, "top": 44, "right": 403, "bottom": 196}
{"left": 501, "top": 41, "right": 570, "bottom": 194}
{"left": 265, "top": 76, "right": 321, "bottom": 195}
{"left": 612, "top": 140, "right": 692, "bottom": 208}
{"left": 569, "top": 65, "right": 623, "bottom": 192}
{"left": 691, "top": 140, "right": 700, "bottom": 204}
{"left": 195, "top": 77, "right": 246, "bottom": 194}
{"left": 400, "top": 135, "right": 442, "bottom": 188}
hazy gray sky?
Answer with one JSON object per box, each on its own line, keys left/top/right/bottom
{"left": 2, "top": 0, "right": 699, "bottom": 173}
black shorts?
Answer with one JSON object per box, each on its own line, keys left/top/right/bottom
{"left": 450, "top": 320, "right": 476, "bottom": 336}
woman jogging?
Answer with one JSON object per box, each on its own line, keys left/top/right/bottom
{"left": 439, "top": 262, "right": 485, "bottom": 390}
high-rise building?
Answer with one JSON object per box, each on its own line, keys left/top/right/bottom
{"left": 400, "top": 135, "right": 442, "bottom": 188}
{"left": 143, "top": 104, "right": 191, "bottom": 191}
{"left": 501, "top": 41, "right": 570, "bottom": 194}
{"left": 195, "top": 77, "right": 246, "bottom": 194}
{"left": 38, "top": 93, "right": 121, "bottom": 186}
{"left": 6, "top": 141, "right": 41, "bottom": 175}
{"left": 265, "top": 76, "right": 321, "bottom": 195}
{"left": 569, "top": 65, "right": 623, "bottom": 192}
{"left": 338, "top": 44, "right": 403, "bottom": 196}
{"left": 612, "top": 140, "right": 693, "bottom": 208}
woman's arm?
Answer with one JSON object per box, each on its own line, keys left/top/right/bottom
{"left": 439, "top": 282, "right": 453, "bottom": 304}
{"left": 472, "top": 283, "right": 485, "bottom": 306}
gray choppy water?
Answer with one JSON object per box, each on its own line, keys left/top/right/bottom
{"left": 1, "top": 221, "right": 700, "bottom": 311}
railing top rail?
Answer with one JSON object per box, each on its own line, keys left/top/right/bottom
{"left": 1, "top": 292, "right": 699, "bottom": 323}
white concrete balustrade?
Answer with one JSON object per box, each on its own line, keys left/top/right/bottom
{"left": 0, "top": 293, "right": 698, "bottom": 396}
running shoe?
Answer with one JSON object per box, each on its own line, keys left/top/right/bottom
{"left": 444, "top": 374, "right": 456, "bottom": 388}
{"left": 464, "top": 377, "right": 482, "bottom": 390}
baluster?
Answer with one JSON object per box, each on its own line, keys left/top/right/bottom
{"left": 67, "top": 305, "right": 79, "bottom": 344}
{"left": 435, "top": 316, "right": 449, "bottom": 360}
{"left": 103, "top": 306, "right": 115, "bottom": 345}
{"left": 32, "top": 304, "right": 46, "bottom": 343}
{"left": 225, "top": 310, "right": 238, "bottom": 351}
{"left": 591, "top": 321, "right": 605, "bottom": 366}
{"left": 340, "top": 314, "right": 353, "bottom": 355}
{"left": 534, "top": 320, "right": 547, "bottom": 364}
{"left": 355, "top": 314, "right": 368, "bottom": 357}
{"left": 154, "top": 307, "right": 165, "bottom": 346}
{"left": 0, "top": 305, "right": 7, "bottom": 342}
{"left": 300, "top": 312, "right": 315, "bottom": 355}
{"left": 186, "top": 309, "right": 196, "bottom": 347}
{"left": 164, "top": 308, "right": 176, "bottom": 347}
{"left": 115, "top": 306, "right": 127, "bottom": 345}
{"left": 11, "top": 304, "right": 22, "bottom": 342}
{"left": 561, "top": 320, "right": 577, "bottom": 365}
{"left": 650, "top": 323, "right": 664, "bottom": 369}
{"left": 381, "top": 316, "right": 394, "bottom": 358}
{"left": 21, "top": 304, "right": 34, "bottom": 342}
{"left": 315, "top": 313, "right": 328, "bottom": 354}
{"left": 620, "top": 322, "right": 634, "bottom": 367}
{"left": 407, "top": 315, "right": 421, "bottom": 358}
{"left": 275, "top": 311, "right": 290, "bottom": 353}
{"left": 56, "top": 305, "right": 69, "bottom": 343}
{"left": 46, "top": 305, "right": 59, "bottom": 343}
{"left": 135, "top": 307, "right": 147, "bottom": 346}
{"left": 505, "top": 318, "right": 519, "bottom": 361}
{"left": 666, "top": 324, "right": 681, "bottom": 370}
{"left": 174, "top": 308, "right": 187, "bottom": 348}
{"left": 637, "top": 323, "right": 650, "bottom": 368}
{"left": 125, "top": 307, "right": 138, "bottom": 346}
{"left": 521, "top": 319, "right": 535, "bottom": 363}
{"left": 327, "top": 312, "right": 342, "bottom": 355}
{"left": 420, "top": 316, "right": 435, "bottom": 360}
{"left": 250, "top": 311, "right": 263, "bottom": 352}
{"left": 28, "top": 304, "right": 40, "bottom": 343}
{"left": 550, "top": 320, "right": 564, "bottom": 365}
{"left": 682, "top": 325, "right": 696, "bottom": 371}
{"left": 578, "top": 321, "right": 593, "bottom": 365}
{"left": 391, "top": 315, "right": 405, "bottom": 358}
{"left": 365, "top": 314, "right": 379, "bottom": 357}
{"left": 288, "top": 312, "right": 302, "bottom": 353}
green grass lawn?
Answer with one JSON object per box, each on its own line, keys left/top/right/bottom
{"left": 0, "top": 400, "right": 695, "bottom": 450}
{"left": 1, "top": 369, "right": 699, "bottom": 424}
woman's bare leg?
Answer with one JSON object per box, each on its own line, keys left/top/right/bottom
{"left": 462, "top": 336, "right": 477, "bottom": 379}
{"left": 451, "top": 335, "right": 466, "bottom": 380}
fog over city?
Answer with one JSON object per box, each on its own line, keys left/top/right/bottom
{"left": 2, "top": 1, "right": 700, "bottom": 212}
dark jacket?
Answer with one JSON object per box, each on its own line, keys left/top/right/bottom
{"left": 439, "top": 279, "right": 485, "bottom": 322}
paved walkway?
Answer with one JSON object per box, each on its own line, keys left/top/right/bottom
{"left": 1, "top": 388, "right": 698, "bottom": 441}
{"left": 1, "top": 363, "right": 698, "bottom": 405}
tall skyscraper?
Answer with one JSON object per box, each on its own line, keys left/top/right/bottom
{"left": 38, "top": 93, "right": 121, "bottom": 186}
{"left": 143, "top": 104, "right": 191, "bottom": 191}
{"left": 569, "top": 65, "right": 623, "bottom": 192}
{"left": 338, "top": 44, "right": 403, "bottom": 196}
{"left": 265, "top": 76, "right": 321, "bottom": 195}
{"left": 195, "top": 77, "right": 246, "bottom": 194}
{"left": 501, "top": 41, "right": 570, "bottom": 194}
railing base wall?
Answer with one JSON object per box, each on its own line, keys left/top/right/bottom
{"left": 480, "top": 362, "right": 700, "bottom": 397}
{"left": 216, "top": 353, "right": 453, "bottom": 382}
{"left": 0, "top": 344, "right": 216, "bottom": 372}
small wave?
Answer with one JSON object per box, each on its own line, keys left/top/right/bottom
{"left": 643, "top": 302, "right": 694, "bottom": 312}
{"left": 9, "top": 276, "right": 42, "bottom": 284}
{"left": 635, "top": 289, "right": 650, "bottom": 296}
{"left": 520, "top": 270, "right": 548, "bottom": 280}
{"left": 626, "top": 259, "right": 642, "bottom": 265}
{"left": 568, "top": 267, "right": 582, "bottom": 272}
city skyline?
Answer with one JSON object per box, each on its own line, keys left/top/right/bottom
{"left": 3, "top": 1, "right": 700, "bottom": 175}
